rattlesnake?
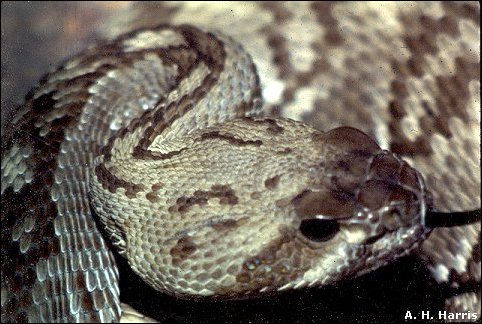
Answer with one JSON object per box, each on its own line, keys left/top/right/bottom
{"left": 1, "top": 2, "right": 480, "bottom": 323}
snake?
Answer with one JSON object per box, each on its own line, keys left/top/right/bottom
{"left": 1, "top": 2, "right": 480, "bottom": 323}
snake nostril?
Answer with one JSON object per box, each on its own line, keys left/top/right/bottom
{"left": 299, "top": 219, "right": 340, "bottom": 242}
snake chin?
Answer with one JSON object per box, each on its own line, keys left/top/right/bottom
{"left": 355, "top": 223, "right": 430, "bottom": 277}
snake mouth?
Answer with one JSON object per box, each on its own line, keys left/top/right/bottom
{"left": 363, "top": 231, "right": 385, "bottom": 245}
{"left": 343, "top": 223, "right": 429, "bottom": 281}
{"left": 373, "top": 223, "right": 428, "bottom": 257}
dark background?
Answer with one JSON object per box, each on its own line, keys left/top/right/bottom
{"left": 116, "top": 251, "right": 445, "bottom": 322}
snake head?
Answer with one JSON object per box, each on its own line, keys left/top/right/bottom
{"left": 217, "top": 125, "right": 433, "bottom": 296}
{"left": 288, "top": 127, "right": 433, "bottom": 288}
{"left": 89, "top": 119, "right": 433, "bottom": 298}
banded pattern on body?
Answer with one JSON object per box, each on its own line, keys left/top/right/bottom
{"left": 2, "top": 24, "right": 260, "bottom": 322}
{"left": 1, "top": 2, "right": 480, "bottom": 322}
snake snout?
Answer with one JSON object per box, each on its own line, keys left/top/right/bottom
{"left": 297, "top": 128, "right": 431, "bottom": 251}
{"left": 358, "top": 151, "right": 429, "bottom": 230}
{"left": 294, "top": 126, "right": 431, "bottom": 241}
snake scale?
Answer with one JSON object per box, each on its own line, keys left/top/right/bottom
{"left": 1, "top": 2, "right": 480, "bottom": 323}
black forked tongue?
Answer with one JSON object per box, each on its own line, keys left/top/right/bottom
{"left": 425, "top": 209, "right": 481, "bottom": 228}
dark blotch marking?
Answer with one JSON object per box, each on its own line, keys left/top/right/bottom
{"left": 388, "top": 6, "right": 480, "bottom": 157}
{"left": 251, "top": 192, "right": 262, "bottom": 199}
{"left": 265, "top": 175, "right": 281, "bottom": 190}
{"left": 243, "top": 117, "right": 285, "bottom": 134}
{"left": 264, "top": 119, "right": 284, "bottom": 134}
{"left": 280, "top": 2, "right": 345, "bottom": 107}
{"left": 151, "top": 183, "right": 163, "bottom": 191}
{"left": 211, "top": 185, "right": 239, "bottom": 205}
{"left": 170, "top": 237, "right": 197, "bottom": 266}
{"left": 232, "top": 226, "right": 313, "bottom": 295}
{"left": 169, "top": 184, "right": 238, "bottom": 213}
{"left": 442, "top": 2, "right": 480, "bottom": 26}
{"left": 103, "top": 25, "right": 239, "bottom": 163}
{"left": 95, "top": 164, "right": 145, "bottom": 198}
{"left": 170, "top": 195, "right": 208, "bottom": 213}
{"left": 260, "top": 27, "right": 293, "bottom": 79}
{"left": 311, "top": 2, "right": 344, "bottom": 46}
{"left": 200, "top": 131, "right": 263, "bottom": 146}
{"left": 211, "top": 219, "right": 239, "bottom": 231}
{"left": 277, "top": 147, "right": 293, "bottom": 155}
{"left": 145, "top": 192, "right": 160, "bottom": 203}
{"left": 132, "top": 145, "right": 187, "bottom": 160}
{"left": 260, "top": 2, "right": 293, "bottom": 23}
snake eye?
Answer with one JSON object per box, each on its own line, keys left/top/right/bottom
{"left": 299, "top": 219, "right": 340, "bottom": 242}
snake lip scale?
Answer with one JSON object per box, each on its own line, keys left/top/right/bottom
{"left": 1, "top": 2, "right": 480, "bottom": 323}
